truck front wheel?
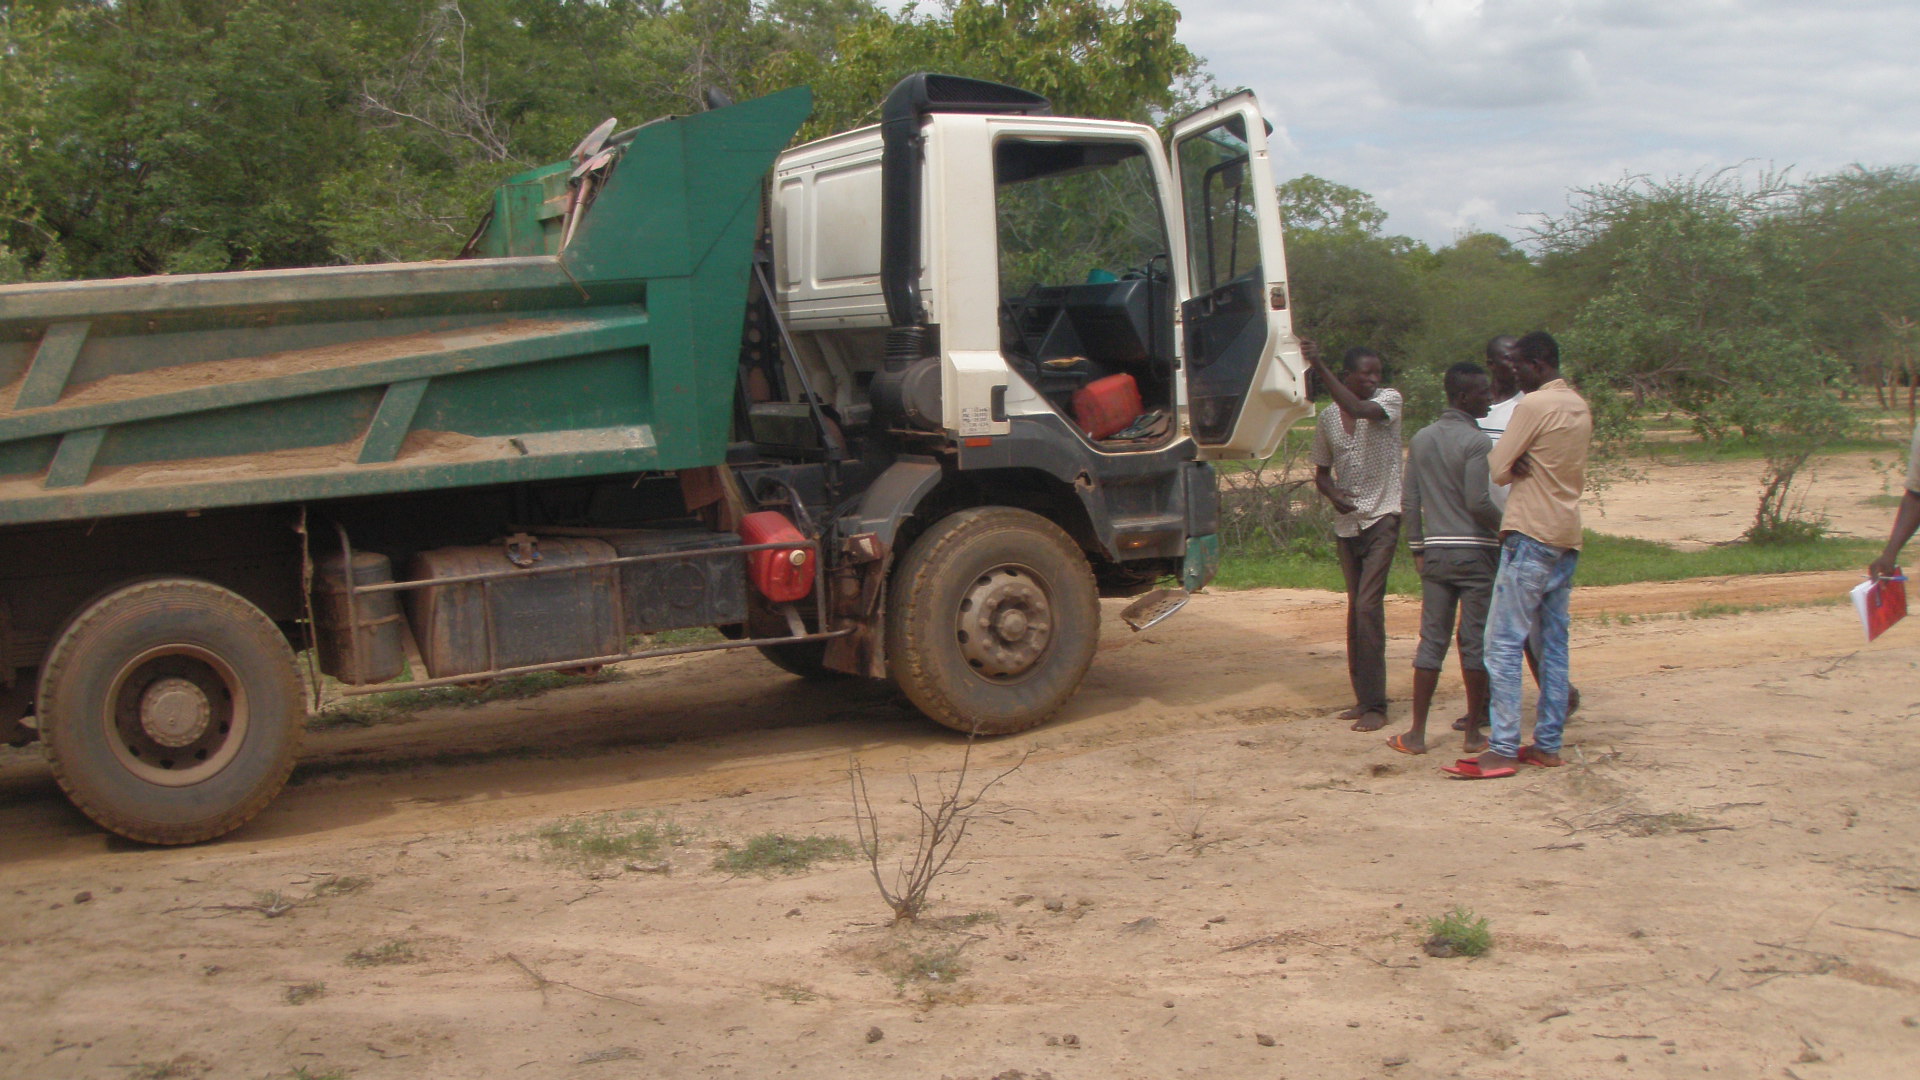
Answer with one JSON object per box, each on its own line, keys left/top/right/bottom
{"left": 886, "top": 507, "right": 1099, "bottom": 735}
{"left": 39, "top": 579, "right": 304, "bottom": 845}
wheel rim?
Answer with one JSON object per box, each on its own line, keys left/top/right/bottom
{"left": 954, "top": 564, "right": 1053, "bottom": 681}
{"left": 106, "top": 645, "right": 250, "bottom": 787}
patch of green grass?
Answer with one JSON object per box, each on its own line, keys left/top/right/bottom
{"left": 1425, "top": 907, "right": 1492, "bottom": 957}
{"left": 887, "top": 945, "right": 968, "bottom": 987}
{"left": 712, "top": 833, "right": 856, "bottom": 875}
{"left": 536, "top": 812, "right": 688, "bottom": 868}
{"left": 1640, "top": 433, "right": 1898, "bottom": 462}
{"left": 769, "top": 982, "right": 818, "bottom": 1003}
{"left": 284, "top": 1068, "right": 348, "bottom": 1080}
{"left": 308, "top": 667, "right": 625, "bottom": 731}
{"left": 312, "top": 875, "right": 371, "bottom": 898}
{"left": 128, "top": 1058, "right": 208, "bottom": 1080}
{"left": 1623, "top": 811, "right": 1709, "bottom": 836}
{"left": 1216, "top": 530, "right": 1877, "bottom": 594}
{"left": 1689, "top": 601, "right": 1746, "bottom": 619}
{"left": 284, "top": 981, "right": 326, "bottom": 1005}
{"left": 1574, "top": 532, "right": 1876, "bottom": 585}
{"left": 1863, "top": 492, "right": 1905, "bottom": 508}
{"left": 633, "top": 627, "right": 727, "bottom": 648}
{"left": 1589, "top": 596, "right": 1844, "bottom": 627}
{"left": 344, "top": 939, "right": 418, "bottom": 968}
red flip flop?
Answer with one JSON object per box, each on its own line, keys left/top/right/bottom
{"left": 1442, "top": 761, "right": 1517, "bottom": 779}
{"left": 1385, "top": 734, "right": 1427, "bottom": 756}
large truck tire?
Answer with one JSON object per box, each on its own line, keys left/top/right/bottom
{"left": 756, "top": 640, "right": 854, "bottom": 680}
{"left": 886, "top": 507, "right": 1099, "bottom": 735}
{"left": 39, "top": 579, "right": 304, "bottom": 845}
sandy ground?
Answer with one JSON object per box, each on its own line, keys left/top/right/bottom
{"left": 1586, "top": 450, "right": 1906, "bottom": 549}
{"left": 1, "top": 455, "right": 1916, "bottom": 1080}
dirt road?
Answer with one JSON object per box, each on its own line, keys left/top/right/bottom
{"left": 3, "top": 556, "right": 1916, "bottom": 1079}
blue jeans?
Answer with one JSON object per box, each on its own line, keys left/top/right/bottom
{"left": 1484, "top": 533, "right": 1579, "bottom": 757}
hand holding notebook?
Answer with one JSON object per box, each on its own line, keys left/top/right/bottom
{"left": 1852, "top": 574, "right": 1907, "bottom": 642}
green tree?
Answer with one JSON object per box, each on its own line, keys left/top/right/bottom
{"left": 9, "top": 0, "right": 369, "bottom": 277}
{"left": 0, "top": 3, "right": 71, "bottom": 281}
{"left": 1276, "top": 174, "right": 1387, "bottom": 237}
{"left": 1534, "top": 171, "right": 1852, "bottom": 538}
{"left": 1786, "top": 166, "right": 1920, "bottom": 410}
{"left": 1392, "top": 231, "right": 1571, "bottom": 422}
{"left": 1274, "top": 174, "right": 1424, "bottom": 377}
{"left": 770, "top": 0, "right": 1205, "bottom": 141}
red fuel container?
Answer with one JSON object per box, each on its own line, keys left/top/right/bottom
{"left": 739, "top": 510, "right": 815, "bottom": 603}
{"left": 1072, "top": 373, "right": 1143, "bottom": 439}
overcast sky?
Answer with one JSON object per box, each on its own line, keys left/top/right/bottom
{"left": 1173, "top": 0, "right": 1920, "bottom": 249}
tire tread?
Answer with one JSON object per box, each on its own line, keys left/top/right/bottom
{"left": 39, "top": 578, "right": 303, "bottom": 845}
{"left": 886, "top": 507, "right": 1097, "bottom": 735}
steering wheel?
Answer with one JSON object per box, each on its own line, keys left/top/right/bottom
{"left": 1119, "top": 252, "right": 1171, "bottom": 283}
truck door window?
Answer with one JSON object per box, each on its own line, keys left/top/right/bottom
{"left": 993, "top": 138, "right": 1174, "bottom": 420}
{"left": 1177, "top": 115, "right": 1259, "bottom": 294}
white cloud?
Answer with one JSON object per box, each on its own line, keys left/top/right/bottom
{"left": 1177, "top": 0, "right": 1920, "bottom": 247}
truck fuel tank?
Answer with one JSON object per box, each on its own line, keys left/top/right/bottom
{"left": 406, "top": 538, "right": 623, "bottom": 679}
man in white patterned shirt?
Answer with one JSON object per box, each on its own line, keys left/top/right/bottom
{"left": 1307, "top": 344, "right": 1403, "bottom": 732}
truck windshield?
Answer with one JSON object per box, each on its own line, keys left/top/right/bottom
{"left": 992, "top": 137, "right": 1176, "bottom": 431}
{"left": 994, "top": 139, "right": 1168, "bottom": 298}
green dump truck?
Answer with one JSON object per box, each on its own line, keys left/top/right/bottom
{"left": 0, "top": 76, "right": 1311, "bottom": 844}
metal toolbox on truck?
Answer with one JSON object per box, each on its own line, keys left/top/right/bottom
{"left": 606, "top": 528, "right": 749, "bottom": 634}
{"left": 405, "top": 538, "right": 623, "bottom": 679}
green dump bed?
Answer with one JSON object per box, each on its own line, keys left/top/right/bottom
{"left": 0, "top": 88, "right": 810, "bottom": 528}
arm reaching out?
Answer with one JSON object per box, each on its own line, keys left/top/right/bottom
{"left": 1303, "top": 340, "right": 1389, "bottom": 423}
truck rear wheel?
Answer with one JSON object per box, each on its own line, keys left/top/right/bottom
{"left": 39, "top": 579, "right": 304, "bottom": 845}
{"left": 886, "top": 507, "right": 1098, "bottom": 735}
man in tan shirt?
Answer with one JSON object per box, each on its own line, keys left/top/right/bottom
{"left": 1447, "top": 331, "right": 1592, "bottom": 779}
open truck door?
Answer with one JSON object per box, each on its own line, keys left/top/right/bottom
{"left": 1170, "top": 92, "right": 1310, "bottom": 460}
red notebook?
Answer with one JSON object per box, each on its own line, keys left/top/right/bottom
{"left": 1852, "top": 576, "right": 1907, "bottom": 642}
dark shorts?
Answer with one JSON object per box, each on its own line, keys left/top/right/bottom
{"left": 1415, "top": 546, "right": 1498, "bottom": 672}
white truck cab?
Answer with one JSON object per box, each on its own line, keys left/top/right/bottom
{"left": 770, "top": 79, "right": 1310, "bottom": 463}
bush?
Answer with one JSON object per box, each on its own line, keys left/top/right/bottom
{"left": 1424, "top": 907, "right": 1492, "bottom": 957}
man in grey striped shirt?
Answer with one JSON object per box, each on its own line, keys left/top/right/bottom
{"left": 1388, "top": 362, "right": 1502, "bottom": 756}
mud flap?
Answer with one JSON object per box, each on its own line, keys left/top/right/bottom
{"left": 1182, "top": 533, "right": 1220, "bottom": 592}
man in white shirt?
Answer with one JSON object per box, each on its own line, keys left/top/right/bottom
{"left": 1478, "top": 335, "right": 1525, "bottom": 510}
{"left": 1307, "top": 344, "right": 1403, "bottom": 733}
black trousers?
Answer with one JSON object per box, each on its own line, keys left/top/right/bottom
{"left": 1335, "top": 514, "right": 1400, "bottom": 713}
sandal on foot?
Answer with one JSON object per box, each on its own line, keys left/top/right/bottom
{"left": 1442, "top": 760, "right": 1517, "bottom": 779}
{"left": 1385, "top": 734, "right": 1427, "bottom": 756}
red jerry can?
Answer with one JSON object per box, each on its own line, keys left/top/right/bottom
{"left": 739, "top": 510, "right": 815, "bottom": 603}
{"left": 1072, "top": 373, "right": 1143, "bottom": 440}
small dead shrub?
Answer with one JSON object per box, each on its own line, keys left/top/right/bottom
{"left": 850, "top": 738, "right": 1027, "bottom": 923}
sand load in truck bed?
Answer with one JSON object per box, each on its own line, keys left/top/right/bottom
{"left": 0, "top": 86, "right": 812, "bottom": 527}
